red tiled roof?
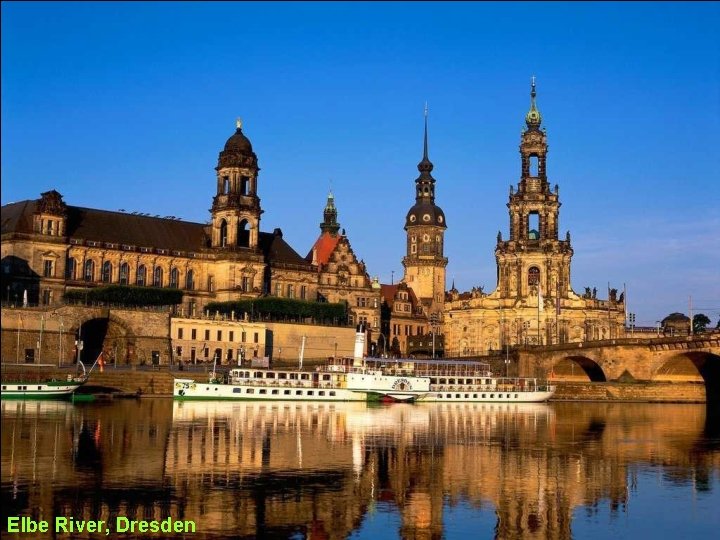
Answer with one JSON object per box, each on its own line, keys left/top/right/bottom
{"left": 306, "top": 232, "right": 340, "bottom": 266}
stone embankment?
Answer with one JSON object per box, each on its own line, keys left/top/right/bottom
{"left": 551, "top": 381, "right": 707, "bottom": 403}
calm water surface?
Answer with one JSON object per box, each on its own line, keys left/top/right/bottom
{"left": 1, "top": 399, "right": 719, "bottom": 539}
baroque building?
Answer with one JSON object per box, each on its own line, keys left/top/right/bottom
{"left": 381, "top": 110, "right": 446, "bottom": 356}
{"left": 0, "top": 120, "right": 380, "bottom": 351}
{"left": 443, "top": 81, "right": 626, "bottom": 355}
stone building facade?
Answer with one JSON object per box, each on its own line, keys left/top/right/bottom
{"left": 1, "top": 120, "right": 380, "bottom": 354}
{"left": 443, "top": 81, "right": 626, "bottom": 356}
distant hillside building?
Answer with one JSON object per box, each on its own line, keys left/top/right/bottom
{"left": 1, "top": 120, "right": 380, "bottom": 344}
{"left": 443, "top": 81, "right": 626, "bottom": 355}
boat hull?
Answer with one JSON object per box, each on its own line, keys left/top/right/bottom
{"left": 1, "top": 381, "right": 85, "bottom": 400}
{"left": 173, "top": 379, "right": 555, "bottom": 403}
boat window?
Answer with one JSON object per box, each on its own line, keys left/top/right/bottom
{"left": 319, "top": 391, "right": 325, "bottom": 396}
{"left": 515, "top": 394, "right": 518, "bottom": 398}
{"left": 473, "top": 394, "right": 478, "bottom": 398}
{"left": 449, "top": 379, "right": 455, "bottom": 384}
{"left": 301, "top": 374, "right": 309, "bottom": 380}
{"left": 266, "top": 372, "right": 276, "bottom": 379}
{"left": 38, "top": 386, "right": 42, "bottom": 390}
{"left": 246, "top": 388, "right": 254, "bottom": 394}
{"left": 278, "top": 373, "right": 287, "bottom": 379}
{"left": 307, "top": 391, "right": 314, "bottom": 396}
{"left": 322, "top": 374, "right": 331, "bottom": 381}
{"left": 1, "top": 386, "right": 5, "bottom": 390}
{"left": 456, "top": 394, "right": 460, "bottom": 398}
{"left": 329, "top": 391, "right": 336, "bottom": 396}
{"left": 482, "top": 394, "right": 486, "bottom": 398}
{"left": 271, "top": 389, "right": 279, "bottom": 395}
{"left": 259, "top": 389, "right": 266, "bottom": 394}
{"left": 446, "top": 394, "right": 451, "bottom": 398}
{"left": 284, "top": 390, "right": 291, "bottom": 395}
{"left": 233, "top": 388, "right": 242, "bottom": 393}
{"left": 254, "top": 372, "right": 263, "bottom": 378}
{"left": 440, "top": 378, "right": 446, "bottom": 384}
{"left": 437, "top": 394, "right": 443, "bottom": 398}
{"left": 296, "top": 390, "right": 302, "bottom": 395}
{"left": 490, "top": 394, "right": 494, "bottom": 398}
{"left": 290, "top": 373, "right": 298, "bottom": 380}
{"left": 465, "top": 394, "right": 469, "bottom": 398}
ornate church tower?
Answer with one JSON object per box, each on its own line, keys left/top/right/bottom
{"left": 402, "top": 108, "right": 448, "bottom": 316}
{"left": 495, "top": 79, "right": 573, "bottom": 301}
{"left": 211, "top": 119, "right": 262, "bottom": 250}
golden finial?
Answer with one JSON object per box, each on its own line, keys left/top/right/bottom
{"left": 236, "top": 117, "right": 243, "bottom": 129}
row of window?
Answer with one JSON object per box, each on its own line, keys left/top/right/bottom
{"left": 231, "top": 387, "right": 337, "bottom": 397}
{"left": 392, "top": 323, "right": 426, "bottom": 337}
{"left": 435, "top": 393, "right": 520, "bottom": 400}
{"left": 177, "top": 327, "right": 259, "bottom": 343}
{"left": 273, "top": 282, "right": 307, "bottom": 300}
{"left": 356, "top": 297, "right": 379, "bottom": 308}
{"left": 67, "top": 258, "right": 196, "bottom": 289}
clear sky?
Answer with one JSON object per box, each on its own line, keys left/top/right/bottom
{"left": 2, "top": 2, "right": 719, "bottom": 327}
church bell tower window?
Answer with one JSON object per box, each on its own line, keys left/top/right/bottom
{"left": 528, "top": 266, "right": 540, "bottom": 286}
{"left": 220, "top": 220, "right": 228, "bottom": 247}
{"left": 528, "top": 212, "right": 539, "bottom": 240}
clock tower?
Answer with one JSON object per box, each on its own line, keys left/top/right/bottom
{"left": 402, "top": 108, "right": 448, "bottom": 316}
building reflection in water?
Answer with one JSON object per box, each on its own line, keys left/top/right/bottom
{"left": 1, "top": 399, "right": 718, "bottom": 539}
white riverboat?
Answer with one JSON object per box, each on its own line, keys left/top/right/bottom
{"left": 173, "top": 357, "right": 555, "bottom": 403}
{"left": 1, "top": 361, "right": 89, "bottom": 400}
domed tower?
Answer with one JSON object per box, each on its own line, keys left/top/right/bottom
{"left": 211, "top": 119, "right": 262, "bottom": 250}
{"left": 402, "top": 107, "right": 448, "bottom": 316}
{"left": 495, "top": 78, "right": 573, "bottom": 301}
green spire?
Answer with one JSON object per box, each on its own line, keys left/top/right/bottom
{"left": 320, "top": 190, "right": 340, "bottom": 235}
{"left": 525, "top": 76, "right": 542, "bottom": 129}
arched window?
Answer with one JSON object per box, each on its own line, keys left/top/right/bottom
{"left": 84, "top": 259, "right": 95, "bottom": 282}
{"left": 287, "top": 284, "right": 294, "bottom": 298}
{"left": 528, "top": 211, "right": 539, "bottom": 240}
{"left": 170, "top": 267, "right": 179, "bottom": 288}
{"left": 101, "top": 261, "right": 112, "bottom": 283}
{"left": 529, "top": 155, "right": 539, "bottom": 176}
{"left": 237, "top": 219, "right": 250, "bottom": 248}
{"left": 219, "top": 219, "right": 228, "bottom": 247}
{"left": 186, "top": 269, "right": 194, "bottom": 290}
{"left": 137, "top": 265, "right": 146, "bottom": 286}
{"left": 222, "top": 176, "right": 230, "bottom": 194}
{"left": 240, "top": 176, "right": 250, "bottom": 195}
{"left": 153, "top": 267, "right": 163, "bottom": 287}
{"left": 66, "top": 257, "right": 77, "bottom": 280}
{"left": 119, "top": 263, "right": 129, "bottom": 285}
{"left": 528, "top": 266, "right": 540, "bottom": 286}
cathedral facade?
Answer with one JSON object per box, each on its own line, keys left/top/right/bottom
{"left": 1, "top": 121, "right": 381, "bottom": 345}
{"left": 443, "top": 81, "right": 626, "bottom": 356}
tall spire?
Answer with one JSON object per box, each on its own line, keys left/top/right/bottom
{"left": 423, "top": 102, "right": 429, "bottom": 161}
{"left": 417, "top": 103, "right": 433, "bottom": 175}
{"left": 525, "top": 76, "right": 542, "bottom": 129}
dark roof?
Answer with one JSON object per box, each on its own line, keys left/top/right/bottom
{"left": 2, "top": 199, "right": 313, "bottom": 269}
{"left": 1, "top": 201, "right": 35, "bottom": 235}
{"left": 65, "top": 206, "right": 209, "bottom": 251}
{"left": 259, "top": 230, "right": 314, "bottom": 269}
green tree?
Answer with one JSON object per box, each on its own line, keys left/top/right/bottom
{"left": 692, "top": 313, "right": 711, "bottom": 333}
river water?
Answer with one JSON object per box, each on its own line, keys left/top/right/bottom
{"left": 1, "top": 399, "right": 718, "bottom": 539}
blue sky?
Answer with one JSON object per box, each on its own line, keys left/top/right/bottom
{"left": 2, "top": 2, "right": 719, "bottom": 327}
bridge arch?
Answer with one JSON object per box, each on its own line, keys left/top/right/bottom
{"left": 551, "top": 355, "right": 607, "bottom": 382}
{"left": 75, "top": 315, "right": 133, "bottom": 365}
{"left": 653, "top": 351, "right": 720, "bottom": 402}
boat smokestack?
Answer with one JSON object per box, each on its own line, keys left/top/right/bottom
{"left": 353, "top": 323, "right": 366, "bottom": 366}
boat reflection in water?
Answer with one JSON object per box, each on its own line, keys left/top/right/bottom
{"left": 2, "top": 400, "right": 719, "bottom": 539}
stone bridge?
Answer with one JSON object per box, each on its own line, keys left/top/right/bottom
{"left": 516, "top": 334, "right": 720, "bottom": 401}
